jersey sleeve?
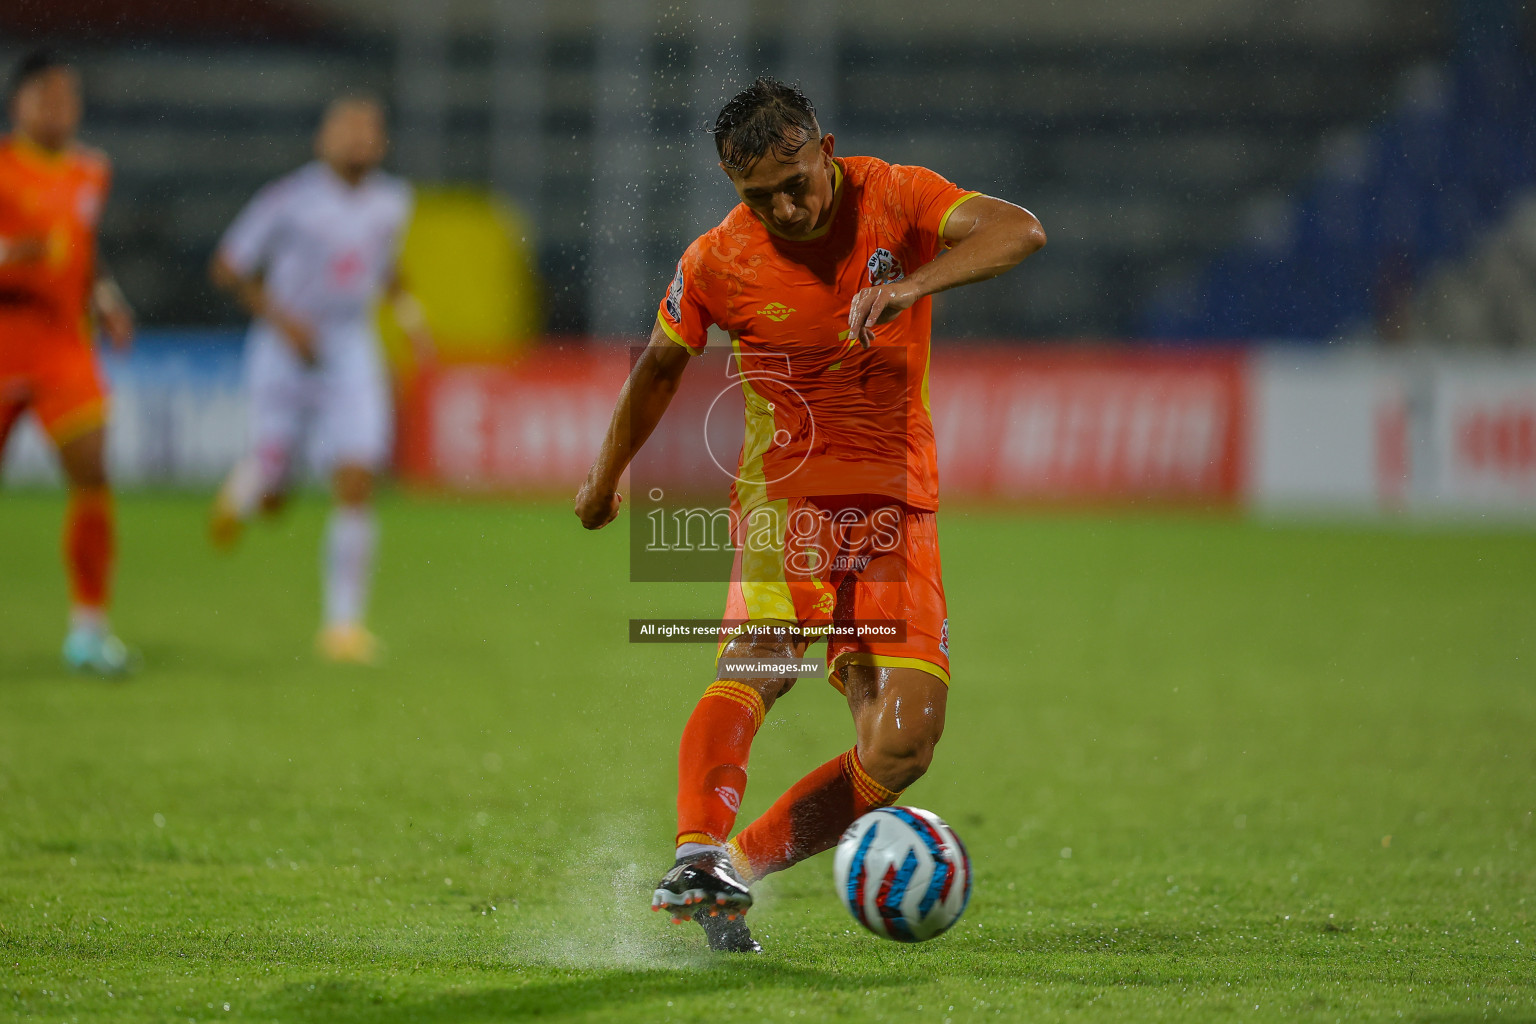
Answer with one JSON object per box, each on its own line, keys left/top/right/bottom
{"left": 895, "top": 164, "right": 982, "bottom": 257}
{"left": 218, "top": 181, "right": 288, "bottom": 276}
{"left": 655, "top": 237, "right": 716, "bottom": 355}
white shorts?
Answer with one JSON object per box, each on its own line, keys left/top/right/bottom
{"left": 244, "top": 319, "right": 392, "bottom": 477}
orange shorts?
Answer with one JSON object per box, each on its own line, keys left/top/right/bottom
{"left": 719, "top": 494, "right": 950, "bottom": 688}
{"left": 0, "top": 317, "right": 106, "bottom": 444}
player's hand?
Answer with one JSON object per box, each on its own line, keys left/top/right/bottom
{"left": 100, "top": 302, "right": 134, "bottom": 351}
{"left": 847, "top": 281, "right": 920, "bottom": 347}
{"left": 574, "top": 476, "right": 622, "bottom": 530}
{"left": 408, "top": 331, "right": 437, "bottom": 373}
{"left": 0, "top": 235, "right": 47, "bottom": 266}
{"left": 274, "top": 311, "right": 318, "bottom": 366}
{"left": 93, "top": 278, "right": 135, "bottom": 351}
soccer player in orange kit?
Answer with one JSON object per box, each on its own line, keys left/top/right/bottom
{"left": 574, "top": 79, "right": 1045, "bottom": 951}
{"left": 0, "top": 51, "right": 136, "bottom": 674}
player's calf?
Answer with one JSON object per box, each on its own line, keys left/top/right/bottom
{"left": 675, "top": 627, "right": 802, "bottom": 849}
{"left": 320, "top": 477, "right": 378, "bottom": 659}
{"left": 209, "top": 450, "right": 289, "bottom": 548}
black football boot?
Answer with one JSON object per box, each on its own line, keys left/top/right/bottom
{"left": 651, "top": 850, "right": 761, "bottom": 952}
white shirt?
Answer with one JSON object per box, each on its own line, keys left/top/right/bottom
{"left": 219, "top": 161, "right": 412, "bottom": 329}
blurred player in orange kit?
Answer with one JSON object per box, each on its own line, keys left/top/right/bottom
{"left": 575, "top": 79, "right": 1045, "bottom": 951}
{"left": 0, "top": 50, "right": 136, "bottom": 675}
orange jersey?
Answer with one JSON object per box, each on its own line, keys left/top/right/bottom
{"left": 658, "top": 155, "right": 978, "bottom": 513}
{"left": 0, "top": 136, "right": 111, "bottom": 335}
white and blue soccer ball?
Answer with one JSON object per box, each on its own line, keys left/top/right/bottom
{"left": 833, "top": 806, "right": 971, "bottom": 942}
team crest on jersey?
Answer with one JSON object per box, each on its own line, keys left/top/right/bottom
{"left": 939, "top": 617, "right": 950, "bottom": 655}
{"left": 866, "top": 247, "right": 905, "bottom": 286}
{"left": 665, "top": 259, "right": 684, "bottom": 323}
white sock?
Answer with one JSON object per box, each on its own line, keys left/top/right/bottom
{"left": 219, "top": 455, "right": 265, "bottom": 519}
{"left": 69, "top": 606, "right": 107, "bottom": 635}
{"left": 676, "top": 841, "right": 727, "bottom": 861}
{"left": 323, "top": 505, "right": 377, "bottom": 628}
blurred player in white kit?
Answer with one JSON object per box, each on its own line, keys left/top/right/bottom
{"left": 208, "top": 96, "right": 432, "bottom": 663}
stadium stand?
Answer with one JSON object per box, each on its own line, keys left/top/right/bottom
{"left": 0, "top": 0, "right": 318, "bottom": 41}
{"left": 1140, "top": 0, "right": 1535, "bottom": 343}
{"left": 1404, "top": 190, "right": 1536, "bottom": 349}
{"left": 1, "top": 1, "right": 1451, "bottom": 338}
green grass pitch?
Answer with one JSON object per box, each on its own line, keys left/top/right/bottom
{"left": 1, "top": 491, "right": 1533, "bottom": 1022}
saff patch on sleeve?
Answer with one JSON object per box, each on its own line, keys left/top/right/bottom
{"left": 665, "top": 259, "right": 685, "bottom": 323}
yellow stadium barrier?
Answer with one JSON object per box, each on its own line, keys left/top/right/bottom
{"left": 377, "top": 187, "right": 541, "bottom": 367}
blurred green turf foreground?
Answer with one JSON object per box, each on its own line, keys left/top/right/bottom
{"left": 1, "top": 493, "right": 1533, "bottom": 1023}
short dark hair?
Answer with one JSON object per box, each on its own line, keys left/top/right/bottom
{"left": 711, "top": 77, "right": 821, "bottom": 174}
{"left": 9, "top": 49, "right": 71, "bottom": 103}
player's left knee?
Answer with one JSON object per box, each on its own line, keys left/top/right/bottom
{"left": 66, "top": 464, "right": 108, "bottom": 490}
{"left": 57, "top": 430, "right": 109, "bottom": 489}
{"left": 862, "top": 726, "right": 942, "bottom": 792}
{"left": 847, "top": 665, "right": 948, "bottom": 791}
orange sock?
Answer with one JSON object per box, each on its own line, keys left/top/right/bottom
{"left": 65, "top": 486, "right": 114, "bottom": 612}
{"left": 675, "top": 680, "right": 766, "bottom": 848}
{"left": 729, "top": 747, "right": 901, "bottom": 881}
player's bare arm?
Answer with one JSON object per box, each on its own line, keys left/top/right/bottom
{"left": 209, "top": 253, "right": 317, "bottom": 365}
{"left": 848, "top": 197, "right": 1046, "bottom": 343}
{"left": 383, "top": 268, "right": 435, "bottom": 366}
{"left": 574, "top": 320, "right": 691, "bottom": 530}
{"left": 93, "top": 259, "right": 134, "bottom": 350}
{"left": 0, "top": 234, "right": 47, "bottom": 266}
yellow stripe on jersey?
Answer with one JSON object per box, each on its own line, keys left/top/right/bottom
{"left": 733, "top": 326, "right": 794, "bottom": 623}
{"left": 48, "top": 398, "right": 107, "bottom": 446}
{"left": 739, "top": 500, "right": 796, "bottom": 623}
{"left": 920, "top": 335, "right": 933, "bottom": 415}
{"left": 731, "top": 333, "right": 779, "bottom": 515}
{"left": 937, "top": 191, "right": 983, "bottom": 241}
{"left": 656, "top": 312, "right": 697, "bottom": 353}
{"left": 828, "top": 652, "right": 952, "bottom": 690}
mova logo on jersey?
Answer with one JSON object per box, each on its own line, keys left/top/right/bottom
{"left": 757, "top": 302, "right": 796, "bottom": 321}
{"left": 665, "top": 260, "right": 684, "bottom": 323}
{"left": 866, "top": 248, "right": 905, "bottom": 286}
